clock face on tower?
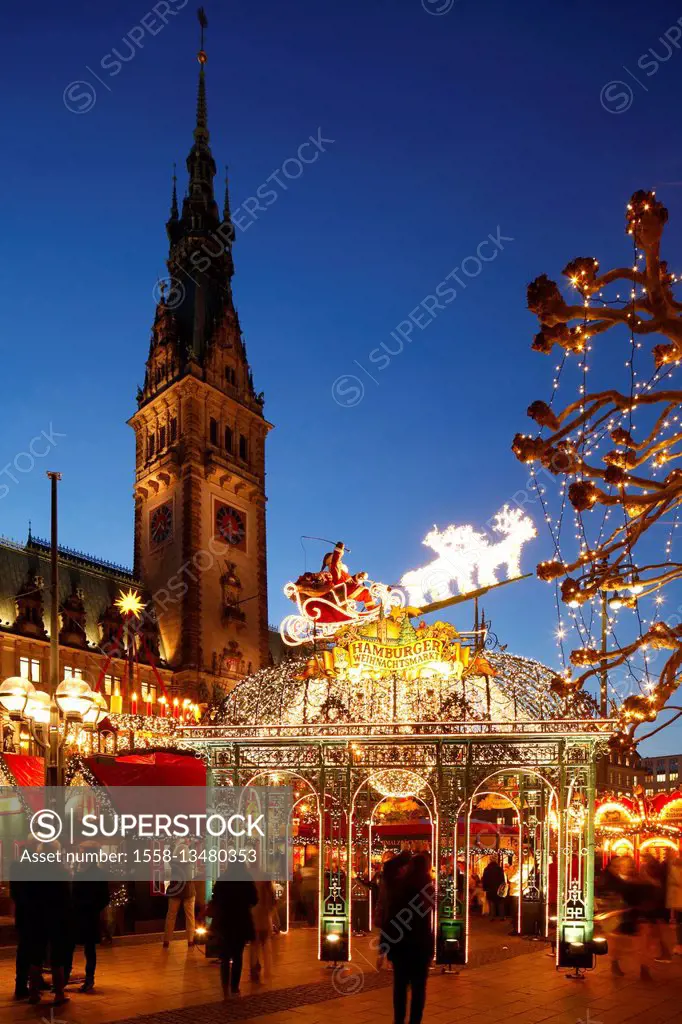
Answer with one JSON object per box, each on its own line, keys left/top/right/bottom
{"left": 150, "top": 502, "right": 173, "bottom": 547}
{"left": 215, "top": 502, "right": 247, "bottom": 551}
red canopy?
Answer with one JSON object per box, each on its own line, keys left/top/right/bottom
{"left": 85, "top": 751, "right": 206, "bottom": 788}
{"left": 2, "top": 753, "right": 45, "bottom": 788}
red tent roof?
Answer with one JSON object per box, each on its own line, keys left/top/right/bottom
{"left": 85, "top": 751, "right": 206, "bottom": 788}
{"left": 2, "top": 753, "right": 45, "bottom": 787}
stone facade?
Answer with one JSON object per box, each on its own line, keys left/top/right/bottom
{"left": 129, "top": 56, "right": 271, "bottom": 701}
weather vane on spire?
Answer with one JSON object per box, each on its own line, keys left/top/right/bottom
{"left": 197, "top": 7, "right": 208, "bottom": 64}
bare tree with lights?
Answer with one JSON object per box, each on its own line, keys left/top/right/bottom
{"left": 512, "top": 190, "right": 682, "bottom": 750}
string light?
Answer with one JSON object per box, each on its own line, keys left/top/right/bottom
{"left": 514, "top": 189, "right": 682, "bottom": 748}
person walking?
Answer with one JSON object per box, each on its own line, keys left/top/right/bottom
{"left": 384, "top": 854, "right": 434, "bottom": 1024}
{"left": 640, "top": 853, "right": 671, "bottom": 963}
{"left": 505, "top": 859, "right": 520, "bottom": 934}
{"left": 249, "top": 880, "right": 276, "bottom": 981}
{"left": 482, "top": 856, "right": 506, "bottom": 920}
{"left": 10, "top": 845, "right": 35, "bottom": 999}
{"left": 66, "top": 860, "right": 111, "bottom": 992}
{"left": 375, "top": 851, "right": 410, "bottom": 970}
{"left": 25, "top": 851, "right": 73, "bottom": 1006}
{"left": 163, "top": 852, "right": 197, "bottom": 948}
{"left": 666, "top": 848, "right": 682, "bottom": 955}
{"left": 208, "top": 863, "right": 258, "bottom": 999}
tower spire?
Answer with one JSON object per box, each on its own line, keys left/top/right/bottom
{"left": 170, "top": 163, "right": 178, "bottom": 219}
{"left": 223, "top": 165, "right": 232, "bottom": 223}
{"left": 195, "top": 62, "right": 208, "bottom": 142}
{"left": 195, "top": 7, "right": 209, "bottom": 141}
{"left": 183, "top": 7, "right": 217, "bottom": 212}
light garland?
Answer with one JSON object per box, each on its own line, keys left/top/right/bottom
{"left": 512, "top": 189, "right": 682, "bottom": 749}
{"left": 370, "top": 770, "right": 426, "bottom": 799}
{"left": 215, "top": 646, "right": 589, "bottom": 732}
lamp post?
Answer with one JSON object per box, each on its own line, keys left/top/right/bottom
{"left": 0, "top": 676, "right": 106, "bottom": 785}
{"left": 0, "top": 474, "right": 106, "bottom": 784}
{"left": 47, "top": 471, "right": 61, "bottom": 786}
{"left": 600, "top": 590, "right": 608, "bottom": 718}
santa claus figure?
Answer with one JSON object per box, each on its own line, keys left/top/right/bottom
{"left": 288, "top": 541, "right": 381, "bottom": 626}
{"left": 321, "top": 542, "right": 377, "bottom": 612}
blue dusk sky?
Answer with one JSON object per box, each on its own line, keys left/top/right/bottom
{"left": 3, "top": 0, "right": 682, "bottom": 753}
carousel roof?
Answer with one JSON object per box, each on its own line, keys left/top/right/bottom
{"left": 215, "top": 649, "right": 590, "bottom": 728}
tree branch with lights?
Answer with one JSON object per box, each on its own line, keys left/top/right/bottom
{"left": 512, "top": 190, "right": 682, "bottom": 749}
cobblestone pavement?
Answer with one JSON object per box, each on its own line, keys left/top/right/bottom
{"left": 0, "top": 925, "right": 681, "bottom": 1024}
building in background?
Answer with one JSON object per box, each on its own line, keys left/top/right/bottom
{"left": 130, "top": 46, "right": 271, "bottom": 701}
{"left": 597, "top": 748, "right": 642, "bottom": 797}
{"left": 0, "top": 532, "right": 173, "bottom": 743}
{"left": 640, "top": 753, "right": 681, "bottom": 796}
{"left": 0, "top": 47, "right": 270, "bottom": 710}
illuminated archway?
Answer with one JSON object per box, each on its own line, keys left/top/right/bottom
{"left": 349, "top": 768, "right": 438, "bottom": 961}
{"left": 467, "top": 789, "right": 521, "bottom": 942}
{"left": 464, "top": 768, "right": 559, "bottom": 961}
{"left": 640, "top": 836, "right": 679, "bottom": 856}
{"left": 243, "top": 769, "right": 322, "bottom": 935}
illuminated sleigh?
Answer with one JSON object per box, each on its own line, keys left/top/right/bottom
{"left": 280, "top": 574, "right": 400, "bottom": 646}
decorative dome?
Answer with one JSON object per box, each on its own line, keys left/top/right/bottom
{"left": 216, "top": 649, "right": 594, "bottom": 729}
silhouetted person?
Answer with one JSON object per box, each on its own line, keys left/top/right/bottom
{"left": 208, "top": 862, "right": 257, "bottom": 999}
{"left": 66, "top": 860, "right": 111, "bottom": 992}
{"left": 666, "top": 849, "right": 682, "bottom": 954}
{"left": 24, "top": 851, "right": 72, "bottom": 1006}
{"left": 640, "top": 853, "right": 671, "bottom": 963}
{"left": 482, "top": 857, "right": 506, "bottom": 919}
{"left": 250, "top": 880, "right": 276, "bottom": 981}
{"left": 10, "top": 844, "right": 36, "bottom": 999}
{"left": 384, "top": 854, "right": 435, "bottom": 1024}
{"left": 163, "top": 847, "right": 197, "bottom": 947}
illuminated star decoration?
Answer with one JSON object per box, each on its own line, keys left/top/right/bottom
{"left": 115, "top": 589, "right": 145, "bottom": 618}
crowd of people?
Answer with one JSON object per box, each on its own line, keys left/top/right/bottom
{"left": 208, "top": 849, "right": 437, "bottom": 1022}
{"left": 600, "top": 848, "right": 682, "bottom": 979}
{"left": 11, "top": 844, "right": 111, "bottom": 1005}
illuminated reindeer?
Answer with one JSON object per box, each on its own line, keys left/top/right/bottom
{"left": 400, "top": 506, "right": 536, "bottom": 607}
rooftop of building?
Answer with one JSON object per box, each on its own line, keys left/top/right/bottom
{"left": 0, "top": 532, "right": 166, "bottom": 659}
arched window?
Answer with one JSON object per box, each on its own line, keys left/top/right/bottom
{"left": 225, "top": 426, "right": 233, "bottom": 453}
{"left": 209, "top": 418, "right": 218, "bottom": 446}
{"left": 239, "top": 434, "right": 248, "bottom": 461}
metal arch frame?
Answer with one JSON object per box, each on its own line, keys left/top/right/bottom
{"left": 465, "top": 767, "right": 560, "bottom": 960}
{"left": 193, "top": 728, "right": 607, "bottom": 966}
{"left": 466, "top": 789, "right": 522, "bottom": 950}
{"left": 353, "top": 771, "right": 438, "bottom": 961}
{"left": 242, "top": 767, "right": 326, "bottom": 954}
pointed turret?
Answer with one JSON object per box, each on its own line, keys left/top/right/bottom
{"left": 137, "top": 8, "right": 263, "bottom": 417}
{"left": 223, "top": 165, "right": 232, "bottom": 224}
{"left": 166, "top": 164, "right": 180, "bottom": 243}
{"left": 181, "top": 51, "right": 219, "bottom": 233}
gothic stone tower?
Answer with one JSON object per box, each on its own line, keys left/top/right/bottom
{"left": 129, "top": 47, "right": 271, "bottom": 700}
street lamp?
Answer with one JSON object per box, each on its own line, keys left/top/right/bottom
{"left": 0, "top": 676, "right": 104, "bottom": 784}
{"left": 0, "top": 677, "right": 35, "bottom": 719}
{"left": 55, "top": 678, "right": 96, "bottom": 720}
{"left": 82, "top": 692, "right": 108, "bottom": 727}
{"left": 24, "top": 690, "right": 51, "bottom": 726}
